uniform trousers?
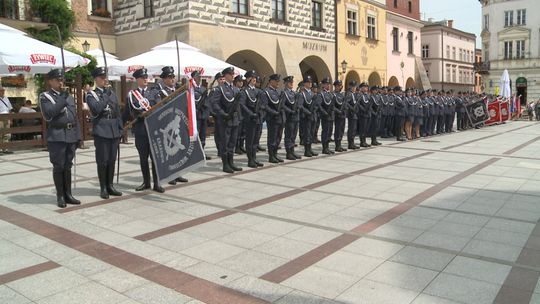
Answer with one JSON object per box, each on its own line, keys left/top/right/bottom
{"left": 94, "top": 136, "right": 120, "bottom": 167}
{"left": 48, "top": 141, "right": 77, "bottom": 173}
{"left": 284, "top": 120, "right": 298, "bottom": 149}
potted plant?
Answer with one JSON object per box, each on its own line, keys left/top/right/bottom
{"left": 91, "top": 7, "right": 111, "bottom": 18}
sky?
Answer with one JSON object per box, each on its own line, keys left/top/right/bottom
{"left": 420, "top": 0, "right": 482, "bottom": 46}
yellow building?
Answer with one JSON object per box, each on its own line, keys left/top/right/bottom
{"left": 336, "top": 0, "right": 387, "bottom": 87}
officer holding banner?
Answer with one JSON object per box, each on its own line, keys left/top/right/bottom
{"left": 125, "top": 68, "right": 164, "bottom": 193}
{"left": 86, "top": 67, "right": 123, "bottom": 199}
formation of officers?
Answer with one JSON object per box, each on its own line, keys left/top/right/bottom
{"left": 199, "top": 67, "right": 479, "bottom": 173}
{"left": 38, "top": 65, "right": 481, "bottom": 208}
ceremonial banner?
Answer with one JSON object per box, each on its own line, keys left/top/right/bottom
{"left": 465, "top": 99, "right": 489, "bottom": 126}
{"left": 145, "top": 91, "right": 205, "bottom": 185}
{"left": 485, "top": 102, "right": 501, "bottom": 125}
{"left": 500, "top": 101, "right": 510, "bottom": 121}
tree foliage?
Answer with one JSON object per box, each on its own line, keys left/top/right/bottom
{"left": 27, "top": 0, "right": 75, "bottom": 45}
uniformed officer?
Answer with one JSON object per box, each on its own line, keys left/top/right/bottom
{"left": 317, "top": 77, "right": 335, "bottom": 154}
{"left": 379, "top": 87, "right": 390, "bottom": 138}
{"left": 345, "top": 81, "right": 359, "bottom": 149}
{"left": 234, "top": 75, "right": 246, "bottom": 155}
{"left": 435, "top": 91, "right": 445, "bottom": 134}
{"left": 312, "top": 82, "right": 321, "bottom": 144}
{"left": 386, "top": 87, "right": 396, "bottom": 138}
{"left": 255, "top": 76, "right": 266, "bottom": 153}
{"left": 404, "top": 88, "right": 415, "bottom": 140}
{"left": 357, "top": 83, "right": 371, "bottom": 147}
{"left": 368, "top": 86, "right": 382, "bottom": 146}
{"left": 192, "top": 71, "right": 211, "bottom": 160}
{"left": 211, "top": 67, "right": 242, "bottom": 173}
{"left": 153, "top": 66, "right": 190, "bottom": 186}
{"left": 394, "top": 86, "right": 406, "bottom": 141}
{"left": 238, "top": 70, "right": 263, "bottom": 168}
{"left": 413, "top": 90, "right": 424, "bottom": 139}
{"left": 297, "top": 76, "right": 318, "bottom": 157}
{"left": 125, "top": 68, "right": 164, "bottom": 193}
{"left": 282, "top": 76, "right": 301, "bottom": 160}
{"left": 455, "top": 92, "right": 465, "bottom": 130}
{"left": 263, "top": 74, "right": 285, "bottom": 163}
{"left": 445, "top": 91, "right": 455, "bottom": 133}
{"left": 332, "top": 80, "right": 347, "bottom": 152}
{"left": 209, "top": 72, "right": 225, "bottom": 158}
{"left": 40, "top": 69, "right": 81, "bottom": 208}
{"left": 86, "top": 67, "right": 123, "bottom": 199}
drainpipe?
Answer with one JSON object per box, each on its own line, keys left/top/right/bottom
{"left": 334, "top": 0, "right": 339, "bottom": 79}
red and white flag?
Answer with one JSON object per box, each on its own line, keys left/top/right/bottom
{"left": 186, "top": 78, "right": 198, "bottom": 140}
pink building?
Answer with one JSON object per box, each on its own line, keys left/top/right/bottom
{"left": 386, "top": 0, "right": 424, "bottom": 89}
{"left": 421, "top": 20, "right": 476, "bottom": 92}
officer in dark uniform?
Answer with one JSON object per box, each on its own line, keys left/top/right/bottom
{"left": 40, "top": 69, "right": 81, "bottom": 208}
{"left": 380, "top": 87, "right": 389, "bottom": 138}
{"left": 255, "top": 75, "right": 266, "bottom": 153}
{"left": 386, "top": 87, "right": 396, "bottom": 138}
{"left": 312, "top": 82, "right": 321, "bottom": 144}
{"left": 368, "top": 86, "right": 382, "bottom": 146}
{"left": 455, "top": 91, "right": 465, "bottom": 130}
{"left": 263, "top": 74, "right": 285, "bottom": 163}
{"left": 125, "top": 68, "right": 164, "bottom": 193}
{"left": 234, "top": 75, "right": 246, "bottom": 155}
{"left": 435, "top": 91, "right": 445, "bottom": 134}
{"left": 357, "top": 83, "right": 371, "bottom": 147}
{"left": 332, "top": 80, "right": 347, "bottom": 152}
{"left": 209, "top": 72, "right": 225, "bottom": 158}
{"left": 192, "top": 71, "right": 211, "bottom": 160}
{"left": 153, "top": 66, "right": 189, "bottom": 185}
{"left": 86, "top": 67, "right": 123, "bottom": 199}
{"left": 238, "top": 70, "right": 263, "bottom": 168}
{"left": 297, "top": 76, "right": 318, "bottom": 157}
{"left": 428, "top": 89, "right": 437, "bottom": 135}
{"left": 394, "top": 86, "right": 406, "bottom": 141}
{"left": 282, "top": 76, "right": 301, "bottom": 160}
{"left": 345, "top": 81, "right": 359, "bottom": 149}
{"left": 211, "top": 67, "right": 242, "bottom": 173}
{"left": 317, "top": 77, "right": 335, "bottom": 154}
{"left": 446, "top": 91, "right": 455, "bottom": 133}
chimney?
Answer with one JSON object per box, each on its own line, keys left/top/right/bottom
{"left": 448, "top": 20, "right": 454, "bottom": 28}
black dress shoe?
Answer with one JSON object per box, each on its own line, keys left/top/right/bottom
{"left": 135, "top": 183, "right": 151, "bottom": 191}
{"left": 2, "top": 150, "right": 13, "bottom": 154}
{"left": 168, "top": 180, "right": 177, "bottom": 185}
{"left": 153, "top": 185, "right": 165, "bottom": 193}
{"left": 205, "top": 155, "right": 212, "bottom": 160}
{"left": 176, "top": 176, "right": 188, "bottom": 183}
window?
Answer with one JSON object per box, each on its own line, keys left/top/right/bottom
{"left": 504, "top": 11, "right": 513, "bottom": 27}
{"left": 516, "top": 40, "right": 525, "bottom": 58}
{"left": 347, "top": 10, "right": 358, "bottom": 36}
{"left": 446, "top": 45, "right": 450, "bottom": 58}
{"left": 459, "top": 49, "right": 463, "bottom": 61}
{"left": 408, "top": 1, "right": 412, "bottom": 13}
{"left": 311, "top": 1, "right": 323, "bottom": 29}
{"left": 231, "top": 0, "right": 249, "bottom": 15}
{"left": 394, "top": 0, "right": 398, "bottom": 8}
{"left": 483, "top": 14, "right": 489, "bottom": 30}
{"left": 0, "top": 0, "right": 18, "bottom": 19}
{"left": 367, "top": 15, "right": 377, "bottom": 39}
{"left": 504, "top": 41, "right": 513, "bottom": 59}
{"left": 392, "top": 27, "right": 399, "bottom": 52}
{"left": 517, "top": 9, "right": 526, "bottom": 25}
{"left": 143, "top": 0, "right": 153, "bottom": 18}
{"left": 407, "top": 31, "right": 413, "bottom": 54}
{"left": 459, "top": 70, "right": 463, "bottom": 83}
{"left": 271, "top": 0, "right": 286, "bottom": 21}
{"left": 446, "top": 65, "right": 451, "bottom": 81}
{"left": 452, "top": 47, "right": 456, "bottom": 60}
{"left": 422, "top": 44, "right": 429, "bottom": 58}
{"left": 452, "top": 66, "right": 456, "bottom": 82}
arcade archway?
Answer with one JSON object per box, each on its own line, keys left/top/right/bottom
{"left": 406, "top": 77, "right": 416, "bottom": 89}
{"left": 388, "top": 76, "right": 399, "bottom": 87}
{"left": 368, "top": 72, "right": 382, "bottom": 86}
{"left": 345, "top": 70, "right": 360, "bottom": 90}
{"left": 226, "top": 50, "right": 274, "bottom": 79}
{"left": 299, "top": 55, "right": 332, "bottom": 84}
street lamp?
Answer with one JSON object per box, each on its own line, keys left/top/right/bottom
{"left": 341, "top": 60, "right": 348, "bottom": 74}
{"left": 82, "top": 40, "right": 90, "bottom": 52}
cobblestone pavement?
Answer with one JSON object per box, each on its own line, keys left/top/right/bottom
{"left": 1, "top": 121, "right": 540, "bottom": 304}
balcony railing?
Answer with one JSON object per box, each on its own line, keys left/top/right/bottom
{"left": 474, "top": 61, "right": 490, "bottom": 74}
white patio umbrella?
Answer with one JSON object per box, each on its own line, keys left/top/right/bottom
{"left": 86, "top": 49, "right": 121, "bottom": 81}
{"left": 0, "top": 30, "right": 88, "bottom": 75}
{"left": 499, "top": 69, "right": 511, "bottom": 98}
{"left": 109, "top": 40, "right": 245, "bottom": 78}
{"left": 0, "top": 23, "right": 25, "bottom": 34}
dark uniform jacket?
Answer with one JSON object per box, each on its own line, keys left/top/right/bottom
{"left": 40, "top": 89, "right": 81, "bottom": 143}
{"left": 297, "top": 89, "right": 316, "bottom": 121}
{"left": 125, "top": 86, "right": 160, "bottom": 137}
{"left": 211, "top": 82, "right": 241, "bottom": 127}
{"left": 394, "top": 94, "right": 406, "bottom": 117}
{"left": 369, "top": 94, "right": 381, "bottom": 118}
{"left": 333, "top": 91, "right": 346, "bottom": 120}
{"left": 317, "top": 90, "right": 335, "bottom": 121}
{"left": 239, "top": 85, "right": 263, "bottom": 124}
{"left": 357, "top": 92, "right": 371, "bottom": 118}
{"left": 281, "top": 88, "right": 299, "bottom": 123}
{"left": 86, "top": 87, "right": 123, "bottom": 139}
{"left": 263, "top": 86, "right": 285, "bottom": 124}
{"left": 345, "top": 90, "right": 358, "bottom": 120}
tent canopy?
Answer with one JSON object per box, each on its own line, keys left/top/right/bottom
{"left": 110, "top": 40, "right": 245, "bottom": 78}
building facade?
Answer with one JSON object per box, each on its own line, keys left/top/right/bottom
{"left": 336, "top": 0, "right": 387, "bottom": 88}
{"left": 480, "top": 0, "right": 539, "bottom": 103}
{"left": 385, "top": 0, "right": 423, "bottom": 89}
{"left": 474, "top": 48, "right": 483, "bottom": 93}
{"left": 113, "top": 0, "right": 336, "bottom": 83}
{"left": 421, "top": 20, "right": 476, "bottom": 92}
